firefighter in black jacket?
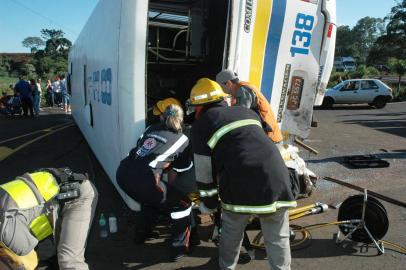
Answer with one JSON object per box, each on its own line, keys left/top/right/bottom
{"left": 116, "top": 104, "right": 194, "bottom": 262}
{"left": 189, "top": 78, "right": 297, "bottom": 270}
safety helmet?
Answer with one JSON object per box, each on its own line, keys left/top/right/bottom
{"left": 189, "top": 78, "right": 229, "bottom": 105}
{"left": 0, "top": 243, "right": 38, "bottom": 270}
{"left": 153, "top": 98, "right": 182, "bottom": 116}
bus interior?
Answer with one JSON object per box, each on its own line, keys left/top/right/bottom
{"left": 146, "top": 0, "right": 230, "bottom": 124}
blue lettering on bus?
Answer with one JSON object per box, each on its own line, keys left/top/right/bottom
{"left": 91, "top": 68, "right": 112, "bottom": 106}
{"left": 290, "top": 13, "right": 315, "bottom": 57}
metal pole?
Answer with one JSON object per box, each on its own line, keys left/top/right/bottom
{"left": 323, "top": 176, "right": 406, "bottom": 208}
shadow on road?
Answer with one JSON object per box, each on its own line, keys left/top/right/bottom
{"left": 341, "top": 118, "right": 406, "bottom": 138}
{"left": 121, "top": 244, "right": 218, "bottom": 270}
{"left": 292, "top": 239, "right": 359, "bottom": 258}
{"left": 340, "top": 112, "right": 406, "bottom": 117}
{"left": 314, "top": 105, "right": 374, "bottom": 111}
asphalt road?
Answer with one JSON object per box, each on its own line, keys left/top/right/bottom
{"left": 0, "top": 103, "right": 405, "bottom": 270}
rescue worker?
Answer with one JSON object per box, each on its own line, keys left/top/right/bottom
{"left": 0, "top": 168, "right": 98, "bottom": 270}
{"left": 189, "top": 78, "right": 297, "bottom": 270}
{"left": 216, "top": 69, "right": 283, "bottom": 143}
{"left": 116, "top": 104, "right": 194, "bottom": 262}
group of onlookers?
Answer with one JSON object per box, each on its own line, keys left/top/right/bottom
{"left": 44, "top": 75, "right": 70, "bottom": 113}
{"left": 2, "top": 75, "right": 71, "bottom": 118}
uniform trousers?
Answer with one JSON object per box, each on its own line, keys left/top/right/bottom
{"left": 136, "top": 182, "right": 192, "bottom": 251}
{"left": 219, "top": 208, "right": 291, "bottom": 270}
{"left": 55, "top": 180, "right": 98, "bottom": 270}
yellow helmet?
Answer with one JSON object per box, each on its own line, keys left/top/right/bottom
{"left": 153, "top": 98, "right": 182, "bottom": 116}
{"left": 189, "top": 78, "right": 228, "bottom": 105}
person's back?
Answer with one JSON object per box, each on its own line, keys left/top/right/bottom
{"left": 14, "top": 79, "right": 32, "bottom": 98}
{"left": 52, "top": 80, "right": 61, "bottom": 93}
{"left": 216, "top": 70, "right": 283, "bottom": 143}
{"left": 118, "top": 123, "right": 188, "bottom": 203}
{"left": 237, "top": 81, "right": 283, "bottom": 143}
{"left": 60, "top": 78, "right": 67, "bottom": 94}
{"left": 192, "top": 103, "right": 294, "bottom": 210}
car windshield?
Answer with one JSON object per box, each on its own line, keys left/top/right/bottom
{"left": 333, "top": 81, "right": 344, "bottom": 90}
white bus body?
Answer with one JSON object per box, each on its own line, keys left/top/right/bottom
{"left": 69, "top": 0, "right": 336, "bottom": 210}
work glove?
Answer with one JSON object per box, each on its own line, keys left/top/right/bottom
{"left": 199, "top": 202, "right": 215, "bottom": 215}
{"left": 187, "top": 192, "right": 201, "bottom": 204}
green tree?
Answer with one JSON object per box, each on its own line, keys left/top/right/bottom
{"left": 19, "top": 63, "right": 37, "bottom": 77}
{"left": 22, "top": 37, "right": 45, "bottom": 53}
{"left": 388, "top": 58, "right": 406, "bottom": 92}
{"left": 40, "top": 29, "right": 71, "bottom": 57}
{"left": 40, "top": 29, "right": 64, "bottom": 41}
{"left": 22, "top": 28, "right": 72, "bottom": 78}
{"left": 367, "top": 1, "right": 406, "bottom": 65}
{"left": 335, "top": 17, "right": 384, "bottom": 64}
{"left": 0, "top": 56, "right": 12, "bottom": 76}
{"left": 351, "top": 17, "right": 385, "bottom": 64}
{"left": 335, "top": 25, "right": 356, "bottom": 57}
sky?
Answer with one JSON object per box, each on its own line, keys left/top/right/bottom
{"left": 0, "top": 0, "right": 399, "bottom": 53}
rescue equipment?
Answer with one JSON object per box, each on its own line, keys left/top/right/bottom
{"left": 323, "top": 176, "right": 406, "bottom": 208}
{"left": 251, "top": 191, "right": 405, "bottom": 255}
{"left": 39, "top": 167, "right": 87, "bottom": 202}
{"left": 343, "top": 155, "right": 390, "bottom": 169}
{"left": 336, "top": 191, "right": 388, "bottom": 253}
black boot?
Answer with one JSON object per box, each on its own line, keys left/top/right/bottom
{"left": 190, "top": 227, "right": 201, "bottom": 246}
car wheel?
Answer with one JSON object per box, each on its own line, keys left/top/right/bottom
{"left": 322, "top": 97, "right": 334, "bottom": 109}
{"left": 373, "top": 96, "right": 387, "bottom": 109}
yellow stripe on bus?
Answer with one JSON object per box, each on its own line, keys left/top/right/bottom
{"left": 249, "top": 0, "right": 273, "bottom": 89}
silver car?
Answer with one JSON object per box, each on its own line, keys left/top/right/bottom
{"left": 322, "top": 79, "right": 393, "bottom": 109}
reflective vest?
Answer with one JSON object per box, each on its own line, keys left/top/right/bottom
{"left": 0, "top": 172, "right": 59, "bottom": 241}
{"left": 238, "top": 82, "right": 283, "bottom": 143}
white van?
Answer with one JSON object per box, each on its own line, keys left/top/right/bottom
{"left": 334, "top": 56, "right": 356, "bottom": 72}
{"left": 68, "top": 0, "right": 336, "bottom": 210}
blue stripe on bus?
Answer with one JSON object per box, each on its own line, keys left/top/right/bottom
{"left": 260, "top": 0, "right": 287, "bottom": 101}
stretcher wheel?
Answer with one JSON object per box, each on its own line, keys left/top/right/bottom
{"left": 337, "top": 195, "right": 389, "bottom": 243}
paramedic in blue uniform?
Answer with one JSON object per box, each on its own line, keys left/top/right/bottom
{"left": 189, "top": 78, "right": 297, "bottom": 270}
{"left": 116, "top": 104, "right": 194, "bottom": 261}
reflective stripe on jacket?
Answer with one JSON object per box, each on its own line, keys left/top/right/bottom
{"left": 0, "top": 172, "right": 59, "bottom": 241}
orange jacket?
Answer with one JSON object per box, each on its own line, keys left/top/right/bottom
{"left": 238, "top": 82, "right": 283, "bottom": 143}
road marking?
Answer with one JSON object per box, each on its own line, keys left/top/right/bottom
{"left": 0, "top": 147, "right": 14, "bottom": 161}
{"left": 0, "top": 122, "right": 72, "bottom": 144}
{"left": 0, "top": 124, "right": 75, "bottom": 162}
